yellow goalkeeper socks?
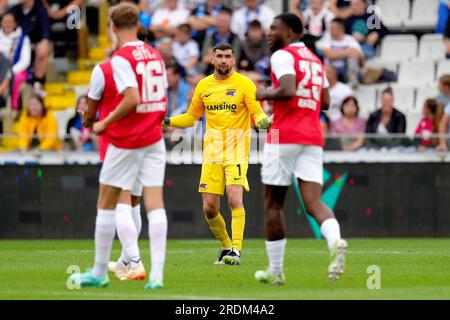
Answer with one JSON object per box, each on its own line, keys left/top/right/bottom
{"left": 206, "top": 212, "right": 233, "bottom": 249}
{"left": 231, "top": 208, "right": 246, "bottom": 251}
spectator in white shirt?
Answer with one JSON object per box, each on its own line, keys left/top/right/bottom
{"left": 316, "top": 17, "right": 364, "bottom": 87}
{"left": 142, "top": 0, "right": 198, "bottom": 13}
{"left": 303, "top": 0, "right": 334, "bottom": 37}
{"left": 301, "top": 0, "right": 334, "bottom": 53}
{"left": 151, "top": 0, "right": 190, "bottom": 39}
{"left": 141, "top": 0, "right": 163, "bottom": 15}
{"left": 230, "top": 0, "right": 275, "bottom": 41}
{"left": 0, "top": 12, "right": 31, "bottom": 110}
{"left": 326, "top": 64, "right": 353, "bottom": 121}
{"left": 172, "top": 23, "right": 200, "bottom": 76}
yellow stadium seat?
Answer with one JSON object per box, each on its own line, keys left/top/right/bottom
{"left": 1, "top": 121, "right": 21, "bottom": 150}
{"left": 45, "top": 92, "right": 77, "bottom": 110}
{"left": 98, "top": 35, "right": 111, "bottom": 48}
{"left": 0, "top": 136, "right": 17, "bottom": 151}
{"left": 67, "top": 70, "right": 92, "bottom": 85}
{"left": 44, "top": 83, "right": 67, "bottom": 95}
{"left": 78, "top": 59, "right": 101, "bottom": 70}
{"left": 89, "top": 47, "right": 106, "bottom": 61}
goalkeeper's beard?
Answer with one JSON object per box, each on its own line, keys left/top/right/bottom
{"left": 216, "top": 65, "right": 232, "bottom": 76}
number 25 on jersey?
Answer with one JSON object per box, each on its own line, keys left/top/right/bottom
{"left": 296, "top": 60, "right": 323, "bottom": 110}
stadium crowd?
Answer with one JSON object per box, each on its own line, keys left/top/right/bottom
{"left": 0, "top": 0, "right": 449, "bottom": 153}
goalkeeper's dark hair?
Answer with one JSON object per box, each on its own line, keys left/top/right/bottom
{"left": 212, "top": 42, "right": 234, "bottom": 53}
{"left": 275, "top": 13, "right": 303, "bottom": 36}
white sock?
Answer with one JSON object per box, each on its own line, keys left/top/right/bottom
{"left": 92, "top": 209, "right": 116, "bottom": 279}
{"left": 148, "top": 208, "right": 168, "bottom": 281}
{"left": 116, "top": 204, "right": 142, "bottom": 268}
{"left": 320, "top": 218, "right": 341, "bottom": 250}
{"left": 116, "top": 204, "right": 141, "bottom": 268}
{"left": 266, "top": 238, "right": 287, "bottom": 276}
{"left": 132, "top": 204, "right": 142, "bottom": 235}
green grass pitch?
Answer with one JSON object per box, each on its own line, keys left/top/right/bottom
{"left": 0, "top": 239, "right": 449, "bottom": 300}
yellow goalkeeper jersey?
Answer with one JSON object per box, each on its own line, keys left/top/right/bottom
{"left": 186, "top": 71, "right": 267, "bottom": 164}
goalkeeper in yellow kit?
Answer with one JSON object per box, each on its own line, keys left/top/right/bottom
{"left": 163, "top": 43, "right": 271, "bottom": 265}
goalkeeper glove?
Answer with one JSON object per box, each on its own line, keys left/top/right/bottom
{"left": 162, "top": 118, "right": 171, "bottom": 127}
{"left": 257, "top": 115, "right": 273, "bottom": 130}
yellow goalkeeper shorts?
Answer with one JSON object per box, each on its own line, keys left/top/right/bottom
{"left": 198, "top": 163, "right": 250, "bottom": 195}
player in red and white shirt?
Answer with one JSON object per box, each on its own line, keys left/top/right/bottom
{"left": 85, "top": 38, "right": 147, "bottom": 282}
{"left": 254, "top": 13, "right": 347, "bottom": 285}
{"left": 70, "top": 3, "right": 168, "bottom": 290}
{"left": 84, "top": 25, "right": 153, "bottom": 282}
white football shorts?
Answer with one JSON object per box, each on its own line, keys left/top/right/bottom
{"left": 261, "top": 143, "right": 323, "bottom": 186}
{"left": 99, "top": 138, "right": 166, "bottom": 190}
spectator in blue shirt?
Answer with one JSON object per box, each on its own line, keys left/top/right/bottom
{"left": 118, "top": 0, "right": 151, "bottom": 29}
{"left": 344, "top": 0, "right": 388, "bottom": 60}
{"left": 44, "top": 0, "right": 85, "bottom": 22}
{"left": 66, "top": 94, "right": 96, "bottom": 151}
{"left": 166, "top": 63, "right": 191, "bottom": 118}
{"left": 188, "top": 0, "right": 224, "bottom": 46}
{"left": 329, "top": 0, "right": 352, "bottom": 19}
{"left": 437, "top": 0, "right": 450, "bottom": 34}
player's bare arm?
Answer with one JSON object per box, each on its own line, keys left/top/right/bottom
{"left": 84, "top": 98, "right": 99, "bottom": 128}
{"left": 93, "top": 87, "right": 140, "bottom": 134}
{"left": 321, "top": 88, "right": 330, "bottom": 111}
{"left": 255, "top": 74, "right": 296, "bottom": 101}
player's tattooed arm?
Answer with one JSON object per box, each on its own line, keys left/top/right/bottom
{"left": 255, "top": 75, "right": 296, "bottom": 101}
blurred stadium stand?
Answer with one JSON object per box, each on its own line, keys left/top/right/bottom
{"left": 1, "top": 0, "right": 450, "bottom": 240}
{"left": 0, "top": 0, "right": 449, "bottom": 153}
